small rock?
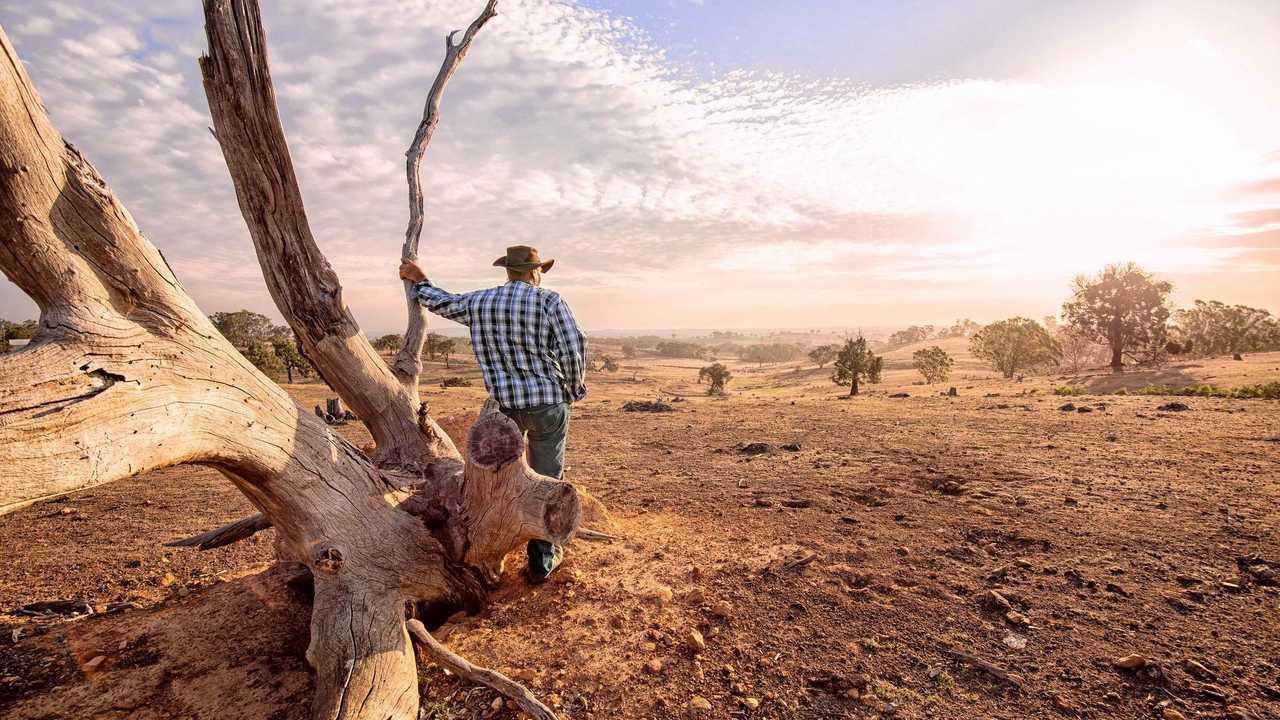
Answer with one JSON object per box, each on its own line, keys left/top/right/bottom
{"left": 889, "top": 392, "right": 909, "bottom": 398}
{"left": 646, "top": 658, "right": 663, "bottom": 674}
{"left": 1157, "top": 402, "right": 1190, "bottom": 412}
{"left": 1161, "top": 708, "right": 1187, "bottom": 720}
{"left": 1002, "top": 632, "right": 1027, "bottom": 650}
{"left": 491, "top": 697, "right": 504, "bottom": 712}
{"left": 58, "top": 507, "right": 75, "bottom": 516}
{"left": 1059, "top": 403, "right": 1076, "bottom": 412}
{"left": 1114, "top": 654, "right": 1150, "bottom": 671}
{"left": 651, "top": 586, "right": 674, "bottom": 605}
{"left": 780, "top": 443, "right": 802, "bottom": 452}
{"left": 84, "top": 655, "right": 106, "bottom": 671}
{"left": 711, "top": 600, "right": 734, "bottom": 619}
{"left": 686, "top": 629, "right": 706, "bottom": 652}
{"left": 741, "top": 697, "right": 760, "bottom": 710}
{"left": 1076, "top": 405, "right": 1093, "bottom": 413}
{"left": 1184, "top": 658, "right": 1215, "bottom": 679}
{"left": 159, "top": 572, "right": 178, "bottom": 587}
{"left": 687, "top": 696, "right": 712, "bottom": 715}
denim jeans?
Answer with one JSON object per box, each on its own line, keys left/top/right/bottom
{"left": 500, "top": 402, "right": 570, "bottom": 577}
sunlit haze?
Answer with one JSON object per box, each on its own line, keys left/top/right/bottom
{"left": 1, "top": 0, "right": 1277, "bottom": 331}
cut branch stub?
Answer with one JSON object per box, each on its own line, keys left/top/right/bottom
{"left": 465, "top": 412, "right": 524, "bottom": 470}
{"left": 393, "top": 0, "right": 499, "bottom": 389}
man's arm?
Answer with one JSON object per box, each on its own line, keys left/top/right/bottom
{"left": 548, "top": 295, "right": 587, "bottom": 402}
{"left": 400, "top": 261, "right": 471, "bottom": 325}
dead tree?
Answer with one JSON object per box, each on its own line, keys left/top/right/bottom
{"left": 0, "top": 2, "right": 593, "bottom": 718}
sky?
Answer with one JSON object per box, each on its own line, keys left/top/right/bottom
{"left": 1, "top": 0, "right": 1277, "bottom": 333}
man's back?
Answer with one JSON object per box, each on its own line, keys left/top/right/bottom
{"left": 414, "top": 279, "right": 587, "bottom": 410}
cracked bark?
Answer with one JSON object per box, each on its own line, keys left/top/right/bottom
{"left": 0, "top": 4, "right": 588, "bottom": 718}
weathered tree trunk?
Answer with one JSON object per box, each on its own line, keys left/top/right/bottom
{"left": 0, "top": 3, "right": 590, "bottom": 718}
{"left": 850, "top": 376, "right": 859, "bottom": 396}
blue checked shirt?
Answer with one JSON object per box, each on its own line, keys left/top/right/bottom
{"left": 413, "top": 279, "right": 587, "bottom": 409}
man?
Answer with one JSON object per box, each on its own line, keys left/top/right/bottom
{"left": 398, "top": 245, "right": 587, "bottom": 583}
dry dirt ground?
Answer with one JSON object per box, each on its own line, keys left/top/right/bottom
{"left": 2, "top": 348, "right": 1278, "bottom": 720}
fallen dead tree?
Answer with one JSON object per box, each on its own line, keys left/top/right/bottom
{"left": 0, "top": 2, "right": 597, "bottom": 718}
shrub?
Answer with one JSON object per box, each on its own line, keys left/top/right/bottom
{"left": 1053, "top": 386, "right": 1085, "bottom": 396}
{"left": 698, "top": 363, "right": 732, "bottom": 395}
{"left": 969, "top": 317, "right": 1060, "bottom": 378}
{"left": 440, "top": 377, "right": 472, "bottom": 388}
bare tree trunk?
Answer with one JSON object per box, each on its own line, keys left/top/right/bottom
{"left": 0, "top": 3, "right": 590, "bottom": 718}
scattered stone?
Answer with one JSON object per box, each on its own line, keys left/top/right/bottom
{"left": 490, "top": 697, "right": 504, "bottom": 712}
{"left": 83, "top": 655, "right": 106, "bottom": 671}
{"left": 781, "top": 498, "right": 813, "bottom": 509}
{"left": 741, "top": 697, "right": 760, "bottom": 710}
{"left": 651, "top": 586, "right": 674, "bottom": 605}
{"left": 1059, "top": 402, "right": 1076, "bottom": 412}
{"left": 1076, "top": 405, "right": 1093, "bottom": 413}
{"left": 711, "top": 600, "right": 735, "bottom": 619}
{"left": 1184, "top": 658, "right": 1215, "bottom": 679}
{"left": 780, "top": 442, "right": 802, "bottom": 452}
{"left": 947, "top": 387, "right": 958, "bottom": 397}
{"left": 1157, "top": 402, "right": 1190, "bottom": 412}
{"left": 646, "top": 658, "right": 663, "bottom": 674}
{"left": 57, "top": 507, "right": 75, "bottom": 516}
{"left": 1161, "top": 708, "right": 1187, "bottom": 720}
{"left": 1002, "top": 632, "right": 1027, "bottom": 650}
{"left": 1105, "top": 582, "right": 1132, "bottom": 598}
{"left": 687, "top": 696, "right": 712, "bottom": 715}
{"left": 889, "top": 392, "right": 909, "bottom": 398}
{"left": 739, "top": 442, "right": 775, "bottom": 455}
{"left": 686, "top": 629, "right": 706, "bottom": 652}
{"left": 1114, "top": 654, "right": 1150, "bottom": 671}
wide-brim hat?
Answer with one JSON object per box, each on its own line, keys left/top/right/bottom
{"left": 493, "top": 245, "right": 554, "bottom": 272}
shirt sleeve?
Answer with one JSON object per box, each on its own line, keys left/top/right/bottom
{"left": 413, "top": 280, "right": 471, "bottom": 326}
{"left": 548, "top": 294, "right": 587, "bottom": 402}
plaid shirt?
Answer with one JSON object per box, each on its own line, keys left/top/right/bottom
{"left": 413, "top": 279, "right": 587, "bottom": 409}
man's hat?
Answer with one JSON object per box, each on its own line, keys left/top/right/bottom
{"left": 493, "top": 245, "right": 554, "bottom": 273}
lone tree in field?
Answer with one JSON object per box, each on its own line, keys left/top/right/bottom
{"left": 832, "top": 335, "right": 882, "bottom": 396}
{"left": 1062, "top": 262, "right": 1172, "bottom": 371}
{"left": 969, "top": 317, "right": 1061, "bottom": 378}
{"left": 436, "top": 337, "right": 457, "bottom": 368}
{"left": 0, "top": 4, "right": 599, "bottom": 719}
{"left": 1175, "top": 300, "right": 1280, "bottom": 357}
{"left": 912, "top": 345, "right": 953, "bottom": 384}
{"left": 808, "top": 343, "right": 838, "bottom": 369}
{"left": 371, "top": 332, "right": 404, "bottom": 352}
{"left": 698, "top": 363, "right": 732, "bottom": 395}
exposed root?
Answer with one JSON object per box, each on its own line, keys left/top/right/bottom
{"left": 406, "top": 619, "right": 557, "bottom": 720}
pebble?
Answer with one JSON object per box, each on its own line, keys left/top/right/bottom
{"left": 687, "top": 696, "right": 712, "bottom": 715}
{"left": 1161, "top": 708, "right": 1187, "bottom": 720}
{"left": 652, "top": 586, "right": 674, "bottom": 605}
{"left": 1114, "top": 654, "right": 1150, "bottom": 671}
{"left": 711, "top": 600, "right": 734, "bottom": 619}
{"left": 84, "top": 655, "right": 106, "bottom": 671}
{"left": 646, "top": 659, "right": 663, "bottom": 674}
{"left": 686, "top": 629, "right": 706, "bottom": 652}
{"left": 741, "top": 697, "right": 760, "bottom": 710}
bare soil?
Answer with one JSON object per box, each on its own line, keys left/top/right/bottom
{"left": 2, "top": 351, "right": 1278, "bottom": 720}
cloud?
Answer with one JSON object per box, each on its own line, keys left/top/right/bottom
{"left": 0, "top": 0, "right": 1277, "bottom": 330}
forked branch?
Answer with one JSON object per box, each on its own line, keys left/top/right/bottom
{"left": 393, "top": 0, "right": 499, "bottom": 387}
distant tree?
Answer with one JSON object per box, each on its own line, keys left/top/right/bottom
{"left": 241, "top": 340, "right": 284, "bottom": 378}
{"left": 621, "top": 344, "right": 637, "bottom": 359}
{"left": 698, "top": 363, "right": 732, "bottom": 395}
{"left": 425, "top": 332, "right": 445, "bottom": 360}
{"left": 832, "top": 335, "right": 882, "bottom": 396}
{"left": 2, "top": 318, "right": 37, "bottom": 341}
{"left": 371, "top": 333, "right": 403, "bottom": 352}
{"left": 1062, "top": 263, "right": 1172, "bottom": 370}
{"left": 938, "top": 318, "right": 981, "bottom": 339}
{"left": 656, "top": 340, "right": 708, "bottom": 359}
{"left": 1055, "top": 326, "right": 1108, "bottom": 373}
{"left": 808, "top": 344, "right": 838, "bottom": 369}
{"left": 601, "top": 355, "right": 619, "bottom": 373}
{"left": 887, "top": 325, "right": 933, "bottom": 348}
{"left": 969, "top": 317, "right": 1060, "bottom": 378}
{"left": 209, "top": 310, "right": 275, "bottom": 348}
{"left": 271, "top": 335, "right": 313, "bottom": 383}
{"left": 912, "top": 346, "right": 953, "bottom": 384}
{"left": 740, "top": 343, "right": 804, "bottom": 365}
{"left": 1174, "top": 300, "right": 1280, "bottom": 356}
{"left": 436, "top": 337, "right": 457, "bottom": 368}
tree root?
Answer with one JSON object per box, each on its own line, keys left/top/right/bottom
{"left": 406, "top": 619, "right": 558, "bottom": 720}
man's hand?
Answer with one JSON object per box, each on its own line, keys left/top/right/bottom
{"left": 399, "top": 260, "right": 427, "bottom": 284}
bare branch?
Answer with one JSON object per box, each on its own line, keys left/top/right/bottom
{"left": 393, "top": 0, "right": 499, "bottom": 388}
{"left": 166, "top": 513, "right": 272, "bottom": 550}
{"left": 407, "top": 619, "right": 557, "bottom": 720}
{"left": 199, "top": 0, "right": 459, "bottom": 468}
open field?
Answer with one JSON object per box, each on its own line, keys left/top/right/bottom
{"left": 2, "top": 351, "right": 1278, "bottom": 720}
